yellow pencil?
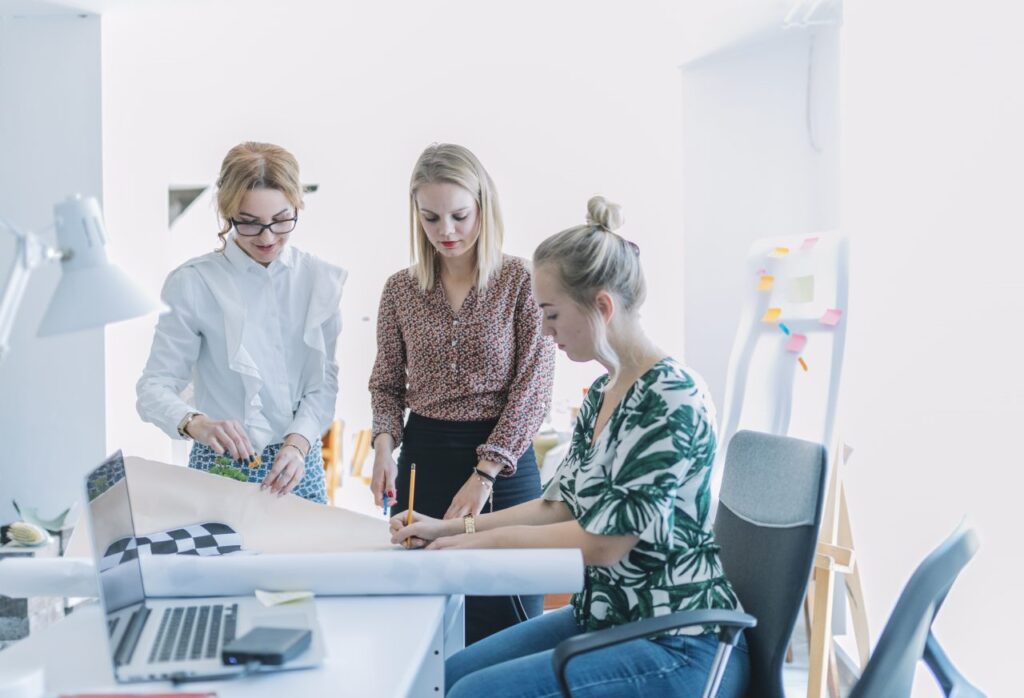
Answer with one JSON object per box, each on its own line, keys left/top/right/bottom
{"left": 405, "top": 463, "right": 417, "bottom": 549}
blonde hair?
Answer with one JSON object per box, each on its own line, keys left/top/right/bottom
{"left": 533, "top": 196, "right": 645, "bottom": 379}
{"left": 408, "top": 143, "right": 504, "bottom": 291}
{"left": 215, "top": 142, "right": 304, "bottom": 252}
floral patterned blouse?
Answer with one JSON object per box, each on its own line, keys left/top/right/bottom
{"left": 369, "top": 255, "right": 555, "bottom": 474}
{"left": 543, "top": 358, "right": 739, "bottom": 634}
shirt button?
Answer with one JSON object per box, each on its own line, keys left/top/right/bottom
{"left": 453, "top": 320, "right": 459, "bottom": 326}
{"left": 450, "top": 362, "right": 456, "bottom": 370}
{"left": 451, "top": 340, "right": 457, "bottom": 347}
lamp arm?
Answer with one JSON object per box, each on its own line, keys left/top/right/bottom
{"left": 0, "top": 219, "right": 63, "bottom": 362}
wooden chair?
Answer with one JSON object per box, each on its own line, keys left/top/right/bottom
{"left": 321, "top": 419, "right": 344, "bottom": 505}
{"left": 350, "top": 429, "right": 373, "bottom": 484}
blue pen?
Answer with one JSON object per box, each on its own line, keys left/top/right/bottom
{"left": 383, "top": 491, "right": 390, "bottom": 518}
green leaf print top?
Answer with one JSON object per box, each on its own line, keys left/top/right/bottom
{"left": 542, "top": 357, "right": 739, "bottom": 634}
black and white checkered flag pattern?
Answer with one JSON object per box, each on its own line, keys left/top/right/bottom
{"left": 100, "top": 522, "right": 244, "bottom": 572}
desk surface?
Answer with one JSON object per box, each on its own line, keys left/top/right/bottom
{"left": 0, "top": 595, "right": 449, "bottom": 696}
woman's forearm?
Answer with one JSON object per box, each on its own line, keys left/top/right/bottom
{"left": 474, "top": 497, "right": 573, "bottom": 531}
{"left": 489, "top": 520, "right": 639, "bottom": 567}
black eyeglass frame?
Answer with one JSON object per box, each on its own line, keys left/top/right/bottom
{"left": 230, "top": 214, "right": 299, "bottom": 237}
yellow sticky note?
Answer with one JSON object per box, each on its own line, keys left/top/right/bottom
{"left": 768, "top": 247, "right": 790, "bottom": 258}
{"left": 757, "top": 275, "right": 775, "bottom": 292}
{"left": 761, "top": 308, "right": 781, "bottom": 323}
{"left": 785, "top": 275, "right": 815, "bottom": 303}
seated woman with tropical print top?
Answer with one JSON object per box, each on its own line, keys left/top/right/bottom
{"left": 390, "top": 196, "right": 750, "bottom": 698}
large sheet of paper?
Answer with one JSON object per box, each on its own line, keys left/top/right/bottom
{"left": 58, "top": 456, "right": 583, "bottom": 598}
{"left": 67, "top": 456, "right": 394, "bottom": 558}
{"left": 142, "top": 549, "right": 583, "bottom": 597}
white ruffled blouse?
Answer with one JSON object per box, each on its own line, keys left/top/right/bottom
{"left": 136, "top": 238, "right": 346, "bottom": 452}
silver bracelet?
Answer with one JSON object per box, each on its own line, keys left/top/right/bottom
{"left": 283, "top": 443, "right": 307, "bottom": 459}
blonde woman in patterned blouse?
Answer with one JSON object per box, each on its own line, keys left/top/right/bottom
{"left": 369, "top": 143, "right": 555, "bottom": 644}
{"left": 391, "top": 197, "right": 750, "bottom": 697}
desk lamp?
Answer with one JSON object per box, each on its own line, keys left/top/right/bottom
{"left": 0, "top": 194, "right": 157, "bottom": 362}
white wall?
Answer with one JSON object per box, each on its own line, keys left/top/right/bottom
{"left": 840, "top": 2, "right": 1022, "bottom": 694}
{"left": 0, "top": 13, "right": 106, "bottom": 523}
{"left": 98, "top": 0, "right": 695, "bottom": 460}
{"left": 681, "top": 27, "right": 840, "bottom": 414}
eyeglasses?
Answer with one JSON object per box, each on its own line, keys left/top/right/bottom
{"left": 231, "top": 214, "right": 299, "bottom": 237}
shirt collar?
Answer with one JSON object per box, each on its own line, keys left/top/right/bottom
{"left": 224, "top": 236, "right": 295, "bottom": 273}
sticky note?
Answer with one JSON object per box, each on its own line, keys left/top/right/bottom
{"left": 779, "top": 323, "right": 791, "bottom": 336}
{"left": 762, "top": 308, "right": 781, "bottom": 323}
{"left": 798, "top": 357, "right": 809, "bottom": 372}
{"left": 757, "top": 275, "right": 774, "bottom": 292}
{"left": 786, "top": 334, "right": 807, "bottom": 353}
{"left": 820, "top": 308, "right": 843, "bottom": 326}
{"left": 255, "top": 589, "right": 314, "bottom": 607}
{"left": 785, "top": 275, "right": 815, "bottom": 303}
{"left": 768, "top": 247, "right": 790, "bottom": 258}
{"left": 801, "top": 237, "right": 819, "bottom": 251}
{"left": 756, "top": 267, "right": 767, "bottom": 276}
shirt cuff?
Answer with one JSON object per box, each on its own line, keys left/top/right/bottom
{"left": 372, "top": 416, "right": 404, "bottom": 450}
{"left": 286, "top": 415, "right": 323, "bottom": 452}
{"left": 476, "top": 445, "right": 516, "bottom": 476}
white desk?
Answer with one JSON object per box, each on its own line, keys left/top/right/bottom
{"left": 0, "top": 594, "right": 464, "bottom": 697}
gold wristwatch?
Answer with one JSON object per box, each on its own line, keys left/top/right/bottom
{"left": 463, "top": 514, "right": 476, "bottom": 534}
{"left": 177, "top": 411, "right": 203, "bottom": 438}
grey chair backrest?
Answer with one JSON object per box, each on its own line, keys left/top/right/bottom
{"left": 850, "top": 526, "right": 983, "bottom": 697}
{"left": 714, "top": 430, "right": 829, "bottom": 698}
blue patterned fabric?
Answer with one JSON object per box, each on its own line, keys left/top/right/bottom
{"left": 189, "top": 441, "right": 327, "bottom": 504}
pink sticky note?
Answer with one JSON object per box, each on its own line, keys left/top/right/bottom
{"left": 785, "top": 334, "right": 807, "bottom": 353}
{"left": 801, "top": 237, "right": 819, "bottom": 251}
{"left": 820, "top": 308, "right": 843, "bottom": 326}
{"left": 756, "top": 267, "right": 767, "bottom": 276}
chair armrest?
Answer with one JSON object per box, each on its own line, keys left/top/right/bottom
{"left": 551, "top": 609, "right": 756, "bottom": 697}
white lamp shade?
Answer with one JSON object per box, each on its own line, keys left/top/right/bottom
{"left": 36, "top": 195, "right": 159, "bottom": 337}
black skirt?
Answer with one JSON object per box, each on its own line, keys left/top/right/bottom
{"left": 393, "top": 412, "right": 544, "bottom": 645}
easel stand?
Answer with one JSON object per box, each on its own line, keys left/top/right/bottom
{"left": 805, "top": 439, "right": 871, "bottom": 698}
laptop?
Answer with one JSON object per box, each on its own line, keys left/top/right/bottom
{"left": 83, "top": 451, "right": 325, "bottom": 683}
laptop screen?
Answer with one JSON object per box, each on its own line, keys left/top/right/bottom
{"left": 85, "top": 451, "right": 146, "bottom": 613}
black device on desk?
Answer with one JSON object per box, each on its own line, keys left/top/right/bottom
{"left": 222, "top": 627, "right": 312, "bottom": 666}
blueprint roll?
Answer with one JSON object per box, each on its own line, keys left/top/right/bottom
{"left": 0, "top": 557, "right": 97, "bottom": 598}
{"left": 141, "top": 549, "right": 584, "bottom": 597}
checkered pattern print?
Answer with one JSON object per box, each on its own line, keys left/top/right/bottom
{"left": 99, "top": 522, "right": 244, "bottom": 572}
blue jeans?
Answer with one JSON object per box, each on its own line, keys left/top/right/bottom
{"left": 446, "top": 606, "right": 750, "bottom": 697}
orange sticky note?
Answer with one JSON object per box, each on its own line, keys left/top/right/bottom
{"left": 786, "top": 334, "right": 807, "bottom": 353}
{"left": 762, "top": 308, "right": 781, "bottom": 323}
{"left": 798, "top": 357, "right": 809, "bottom": 371}
{"left": 820, "top": 308, "right": 843, "bottom": 326}
{"left": 768, "top": 247, "right": 790, "bottom": 258}
{"left": 757, "top": 275, "right": 774, "bottom": 292}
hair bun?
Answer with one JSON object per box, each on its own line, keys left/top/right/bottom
{"left": 586, "top": 196, "right": 624, "bottom": 232}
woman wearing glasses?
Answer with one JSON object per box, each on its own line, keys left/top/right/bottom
{"left": 369, "top": 143, "right": 555, "bottom": 643}
{"left": 137, "top": 141, "right": 344, "bottom": 503}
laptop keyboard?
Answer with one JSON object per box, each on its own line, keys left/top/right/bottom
{"left": 119, "top": 603, "right": 239, "bottom": 665}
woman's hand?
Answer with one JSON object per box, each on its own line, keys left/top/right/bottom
{"left": 371, "top": 440, "right": 398, "bottom": 509}
{"left": 443, "top": 461, "right": 501, "bottom": 519}
{"left": 390, "top": 510, "right": 458, "bottom": 549}
{"left": 262, "top": 435, "right": 308, "bottom": 496}
{"left": 186, "top": 415, "right": 256, "bottom": 461}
